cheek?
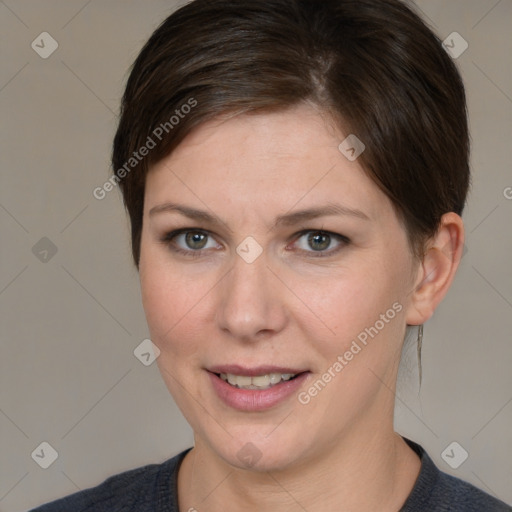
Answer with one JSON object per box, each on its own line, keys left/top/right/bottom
{"left": 315, "top": 267, "right": 400, "bottom": 334}
{"left": 140, "top": 259, "right": 211, "bottom": 418}
{"left": 297, "top": 269, "right": 407, "bottom": 420}
{"left": 139, "top": 250, "right": 211, "bottom": 359}
{"left": 303, "top": 255, "right": 408, "bottom": 372}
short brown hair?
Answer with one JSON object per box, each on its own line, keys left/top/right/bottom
{"left": 112, "top": 0, "right": 470, "bottom": 268}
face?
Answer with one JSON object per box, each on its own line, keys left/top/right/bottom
{"left": 139, "top": 103, "right": 419, "bottom": 472}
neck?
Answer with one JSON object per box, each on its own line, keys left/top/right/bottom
{"left": 177, "top": 422, "right": 421, "bottom": 512}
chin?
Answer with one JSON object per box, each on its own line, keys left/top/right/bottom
{"left": 205, "top": 427, "right": 311, "bottom": 473}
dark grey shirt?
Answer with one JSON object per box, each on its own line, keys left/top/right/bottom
{"left": 30, "top": 439, "right": 511, "bottom": 511}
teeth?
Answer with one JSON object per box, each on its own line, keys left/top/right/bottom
{"left": 220, "top": 372, "right": 297, "bottom": 389}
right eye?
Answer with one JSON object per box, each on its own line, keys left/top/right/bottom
{"left": 161, "top": 229, "right": 220, "bottom": 258}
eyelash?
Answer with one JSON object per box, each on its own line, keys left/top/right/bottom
{"left": 160, "top": 228, "right": 350, "bottom": 259}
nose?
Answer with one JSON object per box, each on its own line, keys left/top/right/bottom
{"left": 215, "top": 250, "right": 288, "bottom": 341}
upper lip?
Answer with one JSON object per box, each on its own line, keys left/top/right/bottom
{"left": 208, "top": 365, "right": 309, "bottom": 377}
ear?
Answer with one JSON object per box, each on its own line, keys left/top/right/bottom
{"left": 405, "top": 212, "right": 465, "bottom": 326}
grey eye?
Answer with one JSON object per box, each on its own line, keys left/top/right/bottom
{"left": 306, "top": 232, "right": 332, "bottom": 251}
{"left": 183, "top": 231, "right": 209, "bottom": 250}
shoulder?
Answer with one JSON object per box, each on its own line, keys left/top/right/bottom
{"left": 29, "top": 449, "right": 190, "bottom": 512}
{"left": 430, "top": 470, "right": 511, "bottom": 511}
{"left": 402, "top": 439, "right": 511, "bottom": 511}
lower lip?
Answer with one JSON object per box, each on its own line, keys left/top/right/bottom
{"left": 208, "top": 371, "right": 310, "bottom": 412}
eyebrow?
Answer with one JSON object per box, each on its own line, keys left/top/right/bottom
{"left": 149, "top": 201, "right": 370, "bottom": 231}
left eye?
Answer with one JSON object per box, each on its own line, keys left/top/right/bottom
{"left": 290, "top": 230, "right": 349, "bottom": 256}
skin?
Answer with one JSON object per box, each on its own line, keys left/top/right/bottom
{"left": 139, "top": 103, "right": 465, "bottom": 511}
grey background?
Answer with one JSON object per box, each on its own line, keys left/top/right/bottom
{"left": 1, "top": 1, "right": 511, "bottom": 510}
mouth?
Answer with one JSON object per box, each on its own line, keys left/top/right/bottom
{"left": 215, "top": 372, "right": 302, "bottom": 390}
{"left": 208, "top": 364, "right": 308, "bottom": 389}
{"left": 206, "top": 365, "right": 310, "bottom": 410}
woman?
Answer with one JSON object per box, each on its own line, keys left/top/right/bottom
{"left": 32, "top": 0, "right": 511, "bottom": 510}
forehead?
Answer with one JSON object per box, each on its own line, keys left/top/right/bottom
{"left": 162, "top": 104, "right": 341, "bottom": 167}
{"left": 144, "top": 105, "right": 389, "bottom": 223}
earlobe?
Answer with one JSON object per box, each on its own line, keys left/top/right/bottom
{"left": 405, "top": 212, "right": 465, "bottom": 326}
